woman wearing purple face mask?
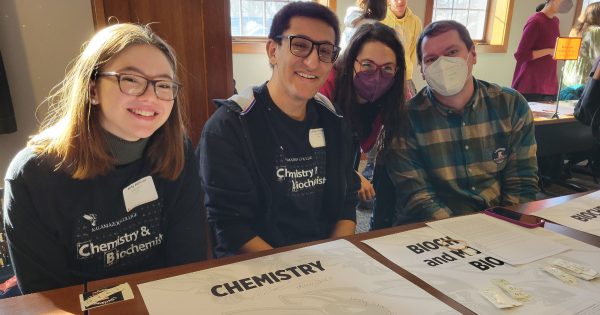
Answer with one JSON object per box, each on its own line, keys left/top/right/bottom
{"left": 512, "top": 0, "right": 574, "bottom": 102}
{"left": 320, "top": 22, "right": 408, "bottom": 230}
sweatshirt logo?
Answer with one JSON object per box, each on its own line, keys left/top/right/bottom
{"left": 493, "top": 148, "right": 507, "bottom": 164}
{"left": 83, "top": 214, "right": 98, "bottom": 226}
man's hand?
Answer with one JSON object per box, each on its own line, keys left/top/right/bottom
{"left": 330, "top": 219, "right": 356, "bottom": 238}
{"left": 238, "top": 236, "right": 273, "bottom": 254}
{"left": 431, "top": 209, "right": 451, "bottom": 220}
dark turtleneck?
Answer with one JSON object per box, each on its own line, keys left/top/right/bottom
{"left": 102, "top": 130, "right": 149, "bottom": 165}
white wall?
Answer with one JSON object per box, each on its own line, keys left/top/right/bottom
{"left": 232, "top": 1, "right": 577, "bottom": 92}
{"left": 0, "top": 0, "right": 94, "bottom": 177}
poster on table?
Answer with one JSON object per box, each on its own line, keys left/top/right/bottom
{"left": 426, "top": 214, "right": 570, "bottom": 265}
{"left": 138, "top": 239, "right": 459, "bottom": 315}
{"left": 533, "top": 190, "right": 600, "bottom": 237}
{"left": 362, "top": 226, "right": 600, "bottom": 315}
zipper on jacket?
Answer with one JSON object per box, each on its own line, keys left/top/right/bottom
{"left": 237, "top": 114, "right": 275, "bottom": 211}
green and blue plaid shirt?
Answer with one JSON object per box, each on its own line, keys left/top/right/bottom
{"left": 385, "top": 79, "right": 539, "bottom": 224}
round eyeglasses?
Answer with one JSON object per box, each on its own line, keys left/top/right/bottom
{"left": 96, "top": 72, "right": 181, "bottom": 101}
{"left": 276, "top": 35, "right": 340, "bottom": 63}
{"left": 355, "top": 59, "right": 398, "bottom": 77}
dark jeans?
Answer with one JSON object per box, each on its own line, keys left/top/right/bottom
{"left": 369, "top": 164, "right": 397, "bottom": 230}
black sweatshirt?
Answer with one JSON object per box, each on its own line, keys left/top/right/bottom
{"left": 3, "top": 142, "right": 206, "bottom": 293}
{"left": 199, "top": 84, "right": 359, "bottom": 257}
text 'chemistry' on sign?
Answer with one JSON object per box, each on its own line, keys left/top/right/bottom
{"left": 210, "top": 261, "right": 325, "bottom": 297}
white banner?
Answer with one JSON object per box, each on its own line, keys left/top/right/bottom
{"left": 138, "top": 239, "right": 459, "bottom": 315}
{"left": 534, "top": 190, "right": 600, "bottom": 237}
{"left": 427, "top": 214, "right": 569, "bottom": 265}
{"left": 363, "top": 227, "right": 600, "bottom": 315}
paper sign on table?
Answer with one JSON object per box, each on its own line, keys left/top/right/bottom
{"left": 362, "top": 226, "right": 600, "bottom": 315}
{"left": 426, "top": 214, "right": 569, "bottom": 265}
{"left": 138, "top": 239, "right": 459, "bottom": 315}
{"left": 534, "top": 190, "right": 600, "bottom": 237}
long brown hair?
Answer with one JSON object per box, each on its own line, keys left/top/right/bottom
{"left": 29, "top": 23, "right": 187, "bottom": 180}
{"left": 570, "top": 3, "right": 600, "bottom": 37}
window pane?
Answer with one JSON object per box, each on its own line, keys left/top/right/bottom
{"left": 434, "top": 9, "right": 453, "bottom": 21}
{"left": 454, "top": 0, "right": 469, "bottom": 9}
{"left": 468, "top": 10, "right": 486, "bottom": 40}
{"left": 241, "top": 0, "right": 265, "bottom": 36}
{"left": 232, "top": 0, "right": 312, "bottom": 38}
{"left": 470, "top": 0, "right": 488, "bottom": 10}
{"left": 452, "top": 9, "right": 468, "bottom": 26}
{"left": 231, "top": 0, "right": 241, "bottom": 37}
{"left": 265, "top": 1, "right": 288, "bottom": 35}
{"left": 432, "top": 0, "right": 489, "bottom": 41}
{"left": 435, "top": 0, "right": 453, "bottom": 9}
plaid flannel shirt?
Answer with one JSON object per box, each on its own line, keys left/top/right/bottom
{"left": 385, "top": 79, "right": 539, "bottom": 224}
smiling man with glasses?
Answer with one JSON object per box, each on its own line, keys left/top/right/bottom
{"left": 198, "top": 2, "right": 359, "bottom": 257}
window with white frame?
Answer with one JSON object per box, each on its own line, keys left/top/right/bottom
{"left": 230, "top": 0, "right": 312, "bottom": 38}
{"left": 426, "top": 0, "right": 514, "bottom": 53}
{"left": 230, "top": 0, "right": 336, "bottom": 53}
{"left": 431, "top": 0, "right": 489, "bottom": 41}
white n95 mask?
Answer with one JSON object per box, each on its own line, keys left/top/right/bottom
{"left": 423, "top": 56, "right": 469, "bottom": 97}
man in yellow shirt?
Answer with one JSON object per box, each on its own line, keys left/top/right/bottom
{"left": 382, "top": 0, "right": 422, "bottom": 96}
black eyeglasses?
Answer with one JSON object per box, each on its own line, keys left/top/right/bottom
{"left": 275, "top": 35, "right": 340, "bottom": 63}
{"left": 96, "top": 72, "right": 181, "bottom": 101}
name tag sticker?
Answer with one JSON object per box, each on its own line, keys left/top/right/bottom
{"left": 123, "top": 176, "right": 158, "bottom": 212}
{"left": 79, "top": 282, "right": 134, "bottom": 311}
{"left": 309, "top": 128, "right": 326, "bottom": 148}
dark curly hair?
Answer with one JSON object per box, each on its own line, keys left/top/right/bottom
{"left": 268, "top": 1, "right": 340, "bottom": 45}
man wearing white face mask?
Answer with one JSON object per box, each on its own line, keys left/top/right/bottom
{"left": 385, "top": 20, "right": 539, "bottom": 224}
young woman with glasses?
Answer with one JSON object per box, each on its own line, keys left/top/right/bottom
{"left": 3, "top": 23, "right": 207, "bottom": 294}
{"left": 320, "top": 22, "right": 408, "bottom": 230}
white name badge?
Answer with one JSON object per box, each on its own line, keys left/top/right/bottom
{"left": 309, "top": 128, "right": 326, "bottom": 148}
{"left": 123, "top": 176, "right": 158, "bottom": 212}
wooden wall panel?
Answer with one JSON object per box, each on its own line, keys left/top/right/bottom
{"left": 91, "top": 0, "right": 234, "bottom": 145}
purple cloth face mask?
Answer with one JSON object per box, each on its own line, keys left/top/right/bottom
{"left": 353, "top": 70, "right": 395, "bottom": 103}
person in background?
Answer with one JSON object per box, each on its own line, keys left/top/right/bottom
{"left": 340, "top": 0, "right": 388, "bottom": 50}
{"left": 320, "top": 23, "right": 407, "bottom": 230}
{"left": 512, "top": 0, "right": 574, "bottom": 102}
{"left": 574, "top": 58, "right": 600, "bottom": 133}
{"left": 386, "top": 20, "right": 539, "bottom": 224}
{"left": 563, "top": 3, "right": 600, "bottom": 91}
{"left": 382, "top": 0, "right": 422, "bottom": 97}
{"left": 199, "top": 2, "right": 358, "bottom": 258}
{"left": 3, "top": 23, "right": 207, "bottom": 294}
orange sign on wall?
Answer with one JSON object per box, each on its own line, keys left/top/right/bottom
{"left": 554, "top": 37, "right": 583, "bottom": 60}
